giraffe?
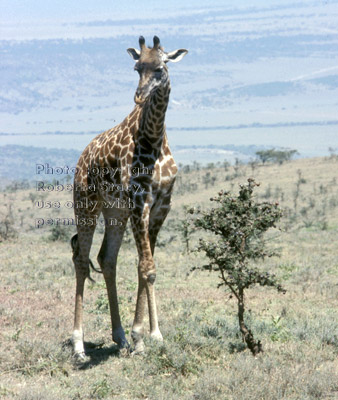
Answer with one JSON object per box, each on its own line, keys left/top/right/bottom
{"left": 71, "top": 36, "right": 188, "bottom": 359}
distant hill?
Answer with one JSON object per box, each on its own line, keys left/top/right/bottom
{"left": 1, "top": 0, "right": 338, "bottom": 155}
{"left": 0, "top": 145, "right": 81, "bottom": 184}
{"left": 0, "top": 144, "right": 273, "bottom": 184}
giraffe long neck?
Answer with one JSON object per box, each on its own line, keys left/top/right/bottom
{"left": 138, "top": 80, "right": 171, "bottom": 148}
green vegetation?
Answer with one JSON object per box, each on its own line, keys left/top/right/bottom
{"left": 0, "top": 202, "right": 17, "bottom": 241}
{"left": 48, "top": 224, "right": 72, "bottom": 242}
{"left": 191, "top": 179, "right": 284, "bottom": 354}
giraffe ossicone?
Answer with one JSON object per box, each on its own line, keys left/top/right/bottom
{"left": 71, "top": 36, "right": 188, "bottom": 358}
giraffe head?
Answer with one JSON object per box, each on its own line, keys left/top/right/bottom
{"left": 127, "top": 36, "right": 188, "bottom": 104}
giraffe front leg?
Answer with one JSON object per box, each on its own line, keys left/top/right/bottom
{"left": 145, "top": 196, "right": 172, "bottom": 343}
{"left": 146, "top": 272, "right": 163, "bottom": 342}
{"left": 131, "top": 274, "right": 147, "bottom": 354}
{"left": 131, "top": 265, "right": 163, "bottom": 354}
{"left": 131, "top": 206, "right": 163, "bottom": 353}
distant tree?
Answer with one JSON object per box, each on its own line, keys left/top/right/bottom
{"left": 249, "top": 159, "right": 259, "bottom": 174}
{"left": 192, "top": 161, "right": 201, "bottom": 171}
{"left": 28, "top": 192, "right": 38, "bottom": 205}
{"left": 203, "top": 172, "right": 211, "bottom": 189}
{"left": 177, "top": 205, "right": 196, "bottom": 253}
{"left": 255, "top": 150, "right": 273, "bottom": 164}
{"left": 202, "top": 172, "right": 216, "bottom": 189}
{"left": 223, "top": 161, "right": 230, "bottom": 171}
{"left": 182, "top": 165, "right": 191, "bottom": 174}
{"left": 65, "top": 174, "right": 73, "bottom": 183}
{"left": 293, "top": 169, "right": 306, "bottom": 213}
{"left": 273, "top": 149, "right": 298, "bottom": 165}
{"left": 256, "top": 149, "right": 298, "bottom": 165}
{"left": 233, "top": 158, "right": 243, "bottom": 177}
{"left": 191, "top": 179, "right": 285, "bottom": 355}
{"left": 328, "top": 147, "right": 338, "bottom": 160}
{"left": 0, "top": 204, "right": 18, "bottom": 241}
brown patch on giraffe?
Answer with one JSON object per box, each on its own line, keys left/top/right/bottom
{"left": 104, "top": 152, "right": 115, "bottom": 168}
{"left": 120, "top": 145, "right": 128, "bottom": 159}
{"left": 104, "top": 142, "right": 110, "bottom": 156}
{"left": 112, "top": 145, "right": 121, "bottom": 159}
{"left": 166, "top": 158, "right": 175, "bottom": 169}
{"left": 126, "top": 153, "right": 133, "bottom": 165}
{"left": 129, "top": 109, "right": 138, "bottom": 124}
{"left": 120, "top": 134, "right": 130, "bottom": 147}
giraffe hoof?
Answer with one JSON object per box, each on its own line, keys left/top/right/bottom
{"left": 118, "top": 346, "right": 131, "bottom": 358}
{"left": 113, "top": 326, "right": 129, "bottom": 349}
{"left": 150, "top": 330, "right": 163, "bottom": 342}
{"left": 131, "top": 342, "right": 145, "bottom": 356}
{"left": 73, "top": 351, "right": 88, "bottom": 364}
{"left": 131, "top": 331, "right": 145, "bottom": 355}
{"left": 115, "top": 339, "right": 131, "bottom": 357}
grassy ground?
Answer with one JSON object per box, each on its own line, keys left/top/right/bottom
{"left": 0, "top": 156, "right": 338, "bottom": 399}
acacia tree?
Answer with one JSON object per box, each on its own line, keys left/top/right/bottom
{"left": 178, "top": 205, "right": 196, "bottom": 253}
{"left": 191, "top": 179, "right": 285, "bottom": 355}
{"left": 256, "top": 149, "right": 298, "bottom": 165}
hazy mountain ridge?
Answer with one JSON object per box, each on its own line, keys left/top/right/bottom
{"left": 0, "top": 145, "right": 81, "bottom": 182}
{"left": 0, "top": 143, "right": 273, "bottom": 182}
{"left": 1, "top": 1, "right": 338, "bottom": 157}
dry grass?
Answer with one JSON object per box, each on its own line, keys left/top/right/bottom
{"left": 0, "top": 156, "right": 338, "bottom": 399}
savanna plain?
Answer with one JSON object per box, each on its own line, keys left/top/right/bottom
{"left": 1, "top": 155, "right": 338, "bottom": 400}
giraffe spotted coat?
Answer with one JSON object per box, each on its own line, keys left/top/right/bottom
{"left": 71, "top": 36, "right": 188, "bottom": 358}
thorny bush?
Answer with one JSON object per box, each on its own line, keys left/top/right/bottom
{"left": 191, "top": 179, "right": 285, "bottom": 355}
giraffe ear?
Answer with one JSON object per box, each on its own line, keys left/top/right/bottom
{"left": 127, "top": 48, "right": 141, "bottom": 61}
{"left": 164, "top": 49, "right": 188, "bottom": 63}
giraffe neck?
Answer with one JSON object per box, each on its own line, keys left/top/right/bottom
{"left": 138, "top": 80, "right": 171, "bottom": 148}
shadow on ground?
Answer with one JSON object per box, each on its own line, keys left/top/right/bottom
{"left": 62, "top": 339, "right": 123, "bottom": 370}
{"left": 79, "top": 341, "right": 122, "bottom": 369}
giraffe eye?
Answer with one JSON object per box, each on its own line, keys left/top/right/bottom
{"left": 134, "top": 63, "right": 144, "bottom": 73}
{"left": 155, "top": 67, "right": 163, "bottom": 73}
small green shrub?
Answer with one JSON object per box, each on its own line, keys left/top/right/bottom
{"left": 0, "top": 203, "right": 18, "bottom": 241}
{"left": 191, "top": 179, "right": 285, "bottom": 355}
{"left": 144, "top": 340, "right": 199, "bottom": 377}
{"left": 48, "top": 224, "right": 71, "bottom": 242}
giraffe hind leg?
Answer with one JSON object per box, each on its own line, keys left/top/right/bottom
{"left": 71, "top": 225, "right": 96, "bottom": 360}
{"left": 97, "top": 210, "right": 130, "bottom": 350}
{"left": 71, "top": 234, "right": 102, "bottom": 283}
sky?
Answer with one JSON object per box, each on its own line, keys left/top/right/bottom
{"left": 1, "top": 0, "right": 226, "bottom": 21}
{"left": 1, "top": 0, "right": 330, "bottom": 41}
{"left": 0, "top": 0, "right": 225, "bottom": 40}
{"left": 1, "top": 0, "right": 291, "bottom": 24}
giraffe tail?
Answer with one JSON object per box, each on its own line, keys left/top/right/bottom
{"left": 70, "top": 234, "right": 103, "bottom": 282}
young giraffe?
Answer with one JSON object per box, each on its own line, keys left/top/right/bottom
{"left": 71, "top": 36, "right": 188, "bottom": 359}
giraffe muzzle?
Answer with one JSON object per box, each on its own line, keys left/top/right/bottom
{"left": 134, "top": 94, "right": 145, "bottom": 104}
